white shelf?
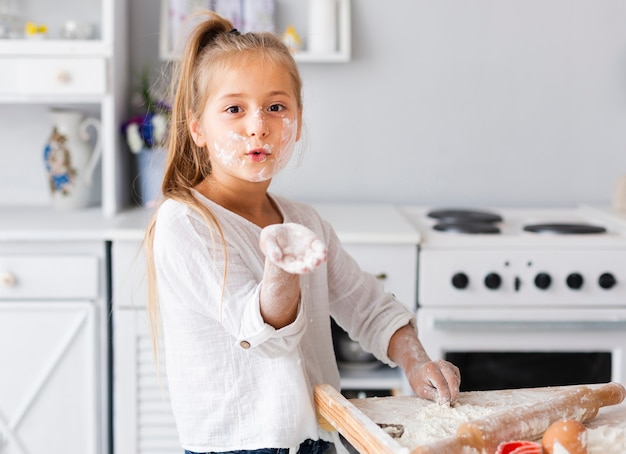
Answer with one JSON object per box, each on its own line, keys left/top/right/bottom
{"left": 295, "top": 0, "right": 351, "bottom": 63}
{"left": 159, "top": 0, "right": 351, "bottom": 63}
{"left": 0, "top": 93, "right": 106, "bottom": 104}
{"left": 0, "top": 39, "right": 109, "bottom": 56}
{"left": 293, "top": 50, "right": 350, "bottom": 63}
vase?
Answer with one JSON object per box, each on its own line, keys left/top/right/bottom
{"left": 43, "top": 109, "right": 102, "bottom": 210}
{"left": 135, "top": 147, "right": 166, "bottom": 208}
{"left": 308, "top": 0, "right": 337, "bottom": 54}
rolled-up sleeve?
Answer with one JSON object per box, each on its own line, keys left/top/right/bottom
{"left": 236, "top": 285, "right": 307, "bottom": 357}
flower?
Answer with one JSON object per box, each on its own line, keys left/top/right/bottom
{"left": 124, "top": 112, "right": 169, "bottom": 153}
{"left": 122, "top": 69, "right": 171, "bottom": 153}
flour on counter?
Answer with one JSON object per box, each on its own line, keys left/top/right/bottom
{"left": 587, "top": 426, "right": 626, "bottom": 453}
{"left": 349, "top": 388, "right": 626, "bottom": 454}
{"left": 350, "top": 391, "right": 514, "bottom": 449}
{"left": 586, "top": 400, "right": 626, "bottom": 454}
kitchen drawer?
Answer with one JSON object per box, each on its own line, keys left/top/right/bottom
{"left": 0, "top": 57, "right": 106, "bottom": 96}
{"left": 0, "top": 255, "right": 99, "bottom": 300}
{"left": 343, "top": 243, "right": 417, "bottom": 311}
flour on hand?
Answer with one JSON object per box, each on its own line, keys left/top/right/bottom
{"left": 260, "top": 223, "right": 327, "bottom": 274}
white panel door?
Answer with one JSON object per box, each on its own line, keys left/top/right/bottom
{"left": 0, "top": 302, "right": 98, "bottom": 454}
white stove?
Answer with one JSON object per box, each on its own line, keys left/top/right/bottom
{"left": 401, "top": 206, "right": 626, "bottom": 308}
{"left": 400, "top": 205, "right": 626, "bottom": 390}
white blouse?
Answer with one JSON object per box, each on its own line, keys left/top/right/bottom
{"left": 153, "top": 192, "right": 415, "bottom": 453}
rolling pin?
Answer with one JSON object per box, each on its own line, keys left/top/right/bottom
{"left": 455, "top": 382, "right": 626, "bottom": 454}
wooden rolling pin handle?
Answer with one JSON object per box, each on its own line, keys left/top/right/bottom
{"left": 456, "top": 383, "right": 626, "bottom": 454}
{"left": 591, "top": 381, "right": 626, "bottom": 407}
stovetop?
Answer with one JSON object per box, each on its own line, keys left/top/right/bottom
{"left": 401, "top": 206, "right": 626, "bottom": 249}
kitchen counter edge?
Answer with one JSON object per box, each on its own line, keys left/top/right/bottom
{"left": 0, "top": 204, "right": 421, "bottom": 245}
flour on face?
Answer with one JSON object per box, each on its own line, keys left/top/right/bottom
{"left": 213, "top": 131, "right": 247, "bottom": 168}
{"left": 212, "top": 115, "right": 297, "bottom": 183}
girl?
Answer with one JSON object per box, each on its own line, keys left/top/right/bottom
{"left": 145, "top": 11, "right": 460, "bottom": 454}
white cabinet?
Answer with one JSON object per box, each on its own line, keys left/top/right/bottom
{"left": 0, "top": 57, "right": 107, "bottom": 96}
{"left": 0, "top": 0, "right": 128, "bottom": 216}
{"left": 114, "top": 305, "right": 180, "bottom": 454}
{"left": 112, "top": 237, "right": 180, "bottom": 454}
{"left": 111, "top": 204, "right": 419, "bottom": 453}
{"left": 0, "top": 303, "right": 98, "bottom": 454}
{"left": 0, "top": 240, "right": 108, "bottom": 454}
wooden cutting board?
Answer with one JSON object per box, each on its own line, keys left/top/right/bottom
{"left": 314, "top": 382, "right": 626, "bottom": 454}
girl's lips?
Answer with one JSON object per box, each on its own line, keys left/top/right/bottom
{"left": 247, "top": 148, "right": 270, "bottom": 163}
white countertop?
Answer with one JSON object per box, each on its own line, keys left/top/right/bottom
{"left": 581, "top": 204, "right": 626, "bottom": 229}
{"left": 312, "top": 203, "right": 420, "bottom": 245}
{"left": 0, "top": 206, "right": 112, "bottom": 241}
{"left": 0, "top": 203, "right": 421, "bottom": 245}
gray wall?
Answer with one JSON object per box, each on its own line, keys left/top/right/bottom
{"left": 130, "top": 0, "right": 626, "bottom": 208}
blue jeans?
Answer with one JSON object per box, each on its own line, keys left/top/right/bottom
{"left": 185, "top": 438, "right": 331, "bottom": 454}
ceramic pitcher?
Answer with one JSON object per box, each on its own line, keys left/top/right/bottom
{"left": 43, "top": 109, "right": 102, "bottom": 210}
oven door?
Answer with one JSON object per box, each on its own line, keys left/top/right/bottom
{"left": 417, "top": 307, "right": 626, "bottom": 391}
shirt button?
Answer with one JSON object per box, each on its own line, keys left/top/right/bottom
{"left": 240, "top": 340, "right": 251, "bottom": 349}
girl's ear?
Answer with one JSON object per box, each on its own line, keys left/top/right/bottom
{"left": 295, "top": 107, "right": 303, "bottom": 142}
{"left": 189, "top": 112, "right": 206, "bottom": 147}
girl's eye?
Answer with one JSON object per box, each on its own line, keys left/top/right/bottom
{"left": 268, "top": 104, "right": 286, "bottom": 113}
{"left": 226, "top": 106, "right": 242, "bottom": 114}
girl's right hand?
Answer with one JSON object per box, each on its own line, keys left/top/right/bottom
{"left": 260, "top": 223, "right": 327, "bottom": 274}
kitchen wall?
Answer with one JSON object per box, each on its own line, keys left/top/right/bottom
{"left": 130, "top": 1, "right": 626, "bottom": 208}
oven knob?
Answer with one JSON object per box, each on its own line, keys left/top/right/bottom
{"left": 598, "top": 273, "right": 617, "bottom": 289}
{"left": 484, "top": 272, "right": 501, "bottom": 290}
{"left": 566, "top": 273, "right": 584, "bottom": 290}
{"left": 452, "top": 272, "right": 469, "bottom": 289}
{"left": 534, "top": 272, "right": 552, "bottom": 290}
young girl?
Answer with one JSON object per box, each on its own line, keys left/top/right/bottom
{"left": 145, "top": 11, "right": 460, "bottom": 454}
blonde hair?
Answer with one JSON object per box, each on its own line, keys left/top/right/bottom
{"left": 144, "top": 11, "right": 303, "bottom": 359}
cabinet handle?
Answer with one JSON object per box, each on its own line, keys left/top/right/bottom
{"left": 375, "top": 273, "right": 388, "bottom": 281}
{"left": 56, "top": 70, "right": 72, "bottom": 84}
{"left": 1, "top": 272, "right": 17, "bottom": 287}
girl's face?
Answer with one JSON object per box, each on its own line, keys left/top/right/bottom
{"left": 190, "top": 57, "right": 302, "bottom": 185}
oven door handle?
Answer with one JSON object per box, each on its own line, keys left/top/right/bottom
{"left": 431, "top": 319, "right": 626, "bottom": 332}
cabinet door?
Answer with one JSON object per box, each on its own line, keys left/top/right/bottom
{"left": 0, "top": 302, "right": 99, "bottom": 454}
{"left": 114, "top": 308, "right": 180, "bottom": 454}
{"left": 343, "top": 243, "right": 417, "bottom": 311}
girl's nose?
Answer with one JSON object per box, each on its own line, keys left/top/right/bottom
{"left": 249, "top": 110, "right": 269, "bottom": 137}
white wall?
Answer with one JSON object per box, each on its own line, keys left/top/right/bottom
{"left": 129, "top": 0, "right": 626, "bottom": 208}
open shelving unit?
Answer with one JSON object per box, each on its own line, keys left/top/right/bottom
{"left": 159, "top": 0, "right": 351, "bottom": 63}
{"left": 0, "top": 0, "right": 129, "bottom": 217}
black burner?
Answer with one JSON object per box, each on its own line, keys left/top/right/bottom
{"left": 433, "top": 221, "right": 501, "bottom": 234}
{"left": 428, "top": 209, "right": 503, "bottom": 224}
{"left": 429, "top": 208, "right": 502, "bottom": 234}
{"left": 523, "top": 223, "right": 607, "bottom": 234}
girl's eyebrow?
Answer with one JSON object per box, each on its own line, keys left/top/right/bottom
{"left": 219, "top": 90, "right": 291, "bottom": 100}
{"left": 267, "top": 90, "right": 291, "bottom": 97}
{"left": 217, "top": 93, "right": 244, "bottom": 100}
